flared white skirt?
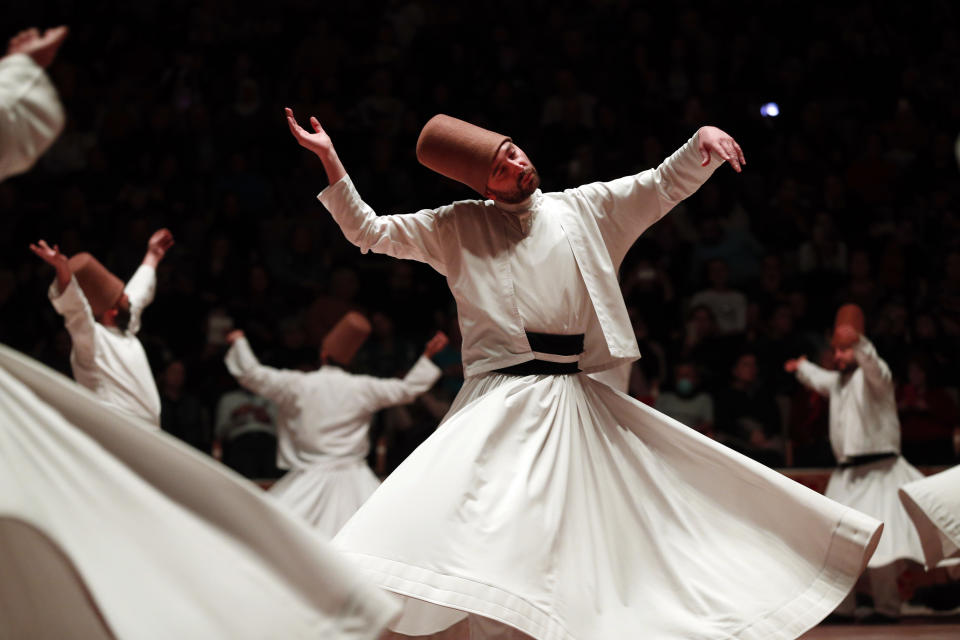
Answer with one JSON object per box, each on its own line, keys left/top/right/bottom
{"left": 899, "top": 464, "right": 960, "bottom": 568}
{"left": 334, "top": 372, "right": 882, "bottom": 640}
{"left": 270, "top": 459, "right": 381, "bottom": 539}
{"left": 825, "top": 456, "right": 926, "bottom": 568}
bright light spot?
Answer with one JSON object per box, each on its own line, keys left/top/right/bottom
{"left": 760, "top": 102, "right": 780, "bottom": 117}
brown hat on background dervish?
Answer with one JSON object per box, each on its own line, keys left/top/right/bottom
{"left": 831, "top": 303, "right": 865, "bottom": 348}
{"left": 321, "top": 311, "right": 372, "bottom": 366}
{"left": 67, "top": 253, "right": 125, "bottom": 319}
{"left": 416, "top": 114, "right": 511, "bottom": 196}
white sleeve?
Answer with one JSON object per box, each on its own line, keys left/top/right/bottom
{"left": 49, "top": 275, "right": 96, "bottom": 366}
{"left": 0, "top": 53, "right": 65, "bottom": 181}
{"left": 574, "top": 130, "right": 723, "bottom": 263}
{"left": 853, "top": 336, "right": 894, "bottom": 392}
{"left": 795, "top": 359, "right": 837, "bottom": 398}
{"left": 224, "top": 337, "right": 301, "bottom": 411}
{"left": 318, "top": 175, "right": 449, "bottom": 275}
{"left": 355, "top": 356, "right": 442, "bottom": 411}
{"left": 124, "top": 265, "right": 156, "bottom": 335}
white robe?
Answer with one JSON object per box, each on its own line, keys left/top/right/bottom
{"left": 0, "top": 52, "right": 64, "bottom": 181}
{"left": 0, "top": 343, "right": 398, "bottom": 639}
{"left": 899, "top": 465, "right": 960, "bottom": 569}
{"left": 225, "top": 336, "right": 441, "bottom": 538}
{"left": 322, "top": 134, "right": 882, "bottom": 639}
{"left": 796, "top": 337, "right": 925, "bottom": 568}
{"left": 49, "top": 265, "right": 162, "bottom": 427}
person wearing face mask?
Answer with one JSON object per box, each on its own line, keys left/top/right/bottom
{"left": 30, "top": 230, "right": 173, "bottom": 428}
{"left": 786, "top": 303, "right": 926, "bottom": 621}
{"left": 655, "top": 361, "right": 714, "bottom": 436}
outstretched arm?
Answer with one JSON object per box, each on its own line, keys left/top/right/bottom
{"left": 580, "top": 126, "right": 745, "bottom": 266}
{"left": 0, "top": 27, "right": 68, "bottom": 181}
{"left": 224, "top": 330, "right": 301, "bottom": 411}
{"left": 285, "top": 107, "right": 345, "bottom": 186}
{"left": 286, "top": 107, "right": 448, "bottom": 273}
{"left": 124, "top": 228, "right": 172, "bottom": 333}
{"left": 359, "top": 331, "right": 447, "bottom": 411}
{"left": 787, "top": 356, "right": 836, "bottom": 397}
{"left": 31, "top": 239, "right": 96, "bottom": 364}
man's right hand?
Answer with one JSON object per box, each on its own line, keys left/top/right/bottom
{"left": 29, "top": 239, "right": 67, "bottom": 267}
{"left": 29, "top": 239, "right": 70, "bottom": 291}
{"left": 285, "top": 107, "right": 347, "bottom": 185}
{"left": 226, "top": 329, "right": 245, "bottom": 345}
{"left": 6, "top": 26, "right": 68, "bottom": 69}
{"left": 285, "top": 107, "right": 334, "bottom": 156}
{"left": 423, "top": 331, "right": 449, "bottom": 359}
{"left": 784, "top": 356, "right": 807, "bottom": 373}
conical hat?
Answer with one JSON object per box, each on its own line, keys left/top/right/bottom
{"left": 67, "top": 253, "right": 124, "bottom": 319}
{"left": 321, "top": 312, "right": 371, "bottom": 366}
{"left": 416, "top": 114, "right": 510, "bottom": 196}
{"left": 832, "top": 303, "right": 865, "bottom": 347}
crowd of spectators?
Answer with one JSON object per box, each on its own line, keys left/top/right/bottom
{"left": 2, "top": 0, "right": 958, "bottom": 476}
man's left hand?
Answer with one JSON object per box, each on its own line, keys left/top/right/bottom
{"left": 698, "top": 126, "right": 745, "bottom": 173}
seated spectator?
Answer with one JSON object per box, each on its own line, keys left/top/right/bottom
{"left": 897, "top": 354, "right": 959, "bottom": 466}
{"left": 714, "top": 352, "right": 784, "bottom": 467}
{"left": 675, "top": 304, "right": 741, "bottom": 392}
{"left": 655, "top": 361, "right": 714, "bottom": 437}
{"left": 688, "top": 258, "right": 747, "bottom": 335}
{"left": 213, "top": 385, "right": 281, "bottom": 479}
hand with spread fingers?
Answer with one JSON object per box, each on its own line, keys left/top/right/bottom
{"left": 698, "top": 126, "right": 746, "bottom": 173}
{"left": 285, "top": 107, "right": 346, "bottom": 184}
{"left": 6, "top": 26, "right": 68, "bottom": 68}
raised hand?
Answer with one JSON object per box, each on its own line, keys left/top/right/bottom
{"left": 423, "top": 331, "right": 450, "bottom": 359}
{"left": 147, "top": 228, "right": 174, "bottom": 259}
{"left": 226, "top": 329, "right": 245, "bottom": 345}
{"left": 29, "top": 239, "right": 70, "bottom": 290}
{"left": 784, "top": 356, "right": 807, "bottom": 373}
{"left": 6, "top": 26, "right": 68, "bottom": 69}
{"left": 285, "top": 107, "right": 333, "bottom": 156}
{"left": 285, "top": 107, "right": 346, "bottom": 184}
{"left": 29, "top": 238, "right": 66, "bottom": 267}
{"left": 698, "top": 126, "right": 746, "bottom": 173}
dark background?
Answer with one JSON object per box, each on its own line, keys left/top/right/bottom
{"left": 2, "top": 0, "right": 958, "bottom": 472}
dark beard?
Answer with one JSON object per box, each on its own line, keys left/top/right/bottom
{"left": 115, "top": 307, "right": 132, "bottom": 332}
{"left": 490, "top": 166, "right": 541, "bottom": 203}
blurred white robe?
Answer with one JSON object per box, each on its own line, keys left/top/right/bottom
{"left": 226, "top": 336, "right": 440, "bottom": 538}
{"left": 0, "top": 343, "right": 398, "bottom": 639}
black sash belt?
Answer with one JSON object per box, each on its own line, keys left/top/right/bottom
{"left": 494, "top": 332, "right": 584, "bottom": 376}
{"left": 837, "top": 452, "right": 898, "bottom": 469}
{"left": 526, "top": 331, "right": 584, "bottom": 356}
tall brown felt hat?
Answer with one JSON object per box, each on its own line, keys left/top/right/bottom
{"left": 321, "top": 311, "right": 371, "bottom": 366}
{"left": 416, "top": 114, "right": 511, "bottom": 196}
{"left": 67, "top": 253, "right": 124, "bottom": 319}
{"left": 832, "top": 303, "right": 865, "bottom": 347}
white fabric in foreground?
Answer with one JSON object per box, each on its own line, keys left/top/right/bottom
{"left": 0, "top": 343, "right": 398, "bottom": 639}
{"left": 335, "top": 372, "right": 882, "bottom": 640}
{"left": 899, "top": 465, "right": 960, "bottom": 569}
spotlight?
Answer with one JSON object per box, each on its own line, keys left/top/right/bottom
{"left": 760, "top": 102, "right": 780, "bottom": 117}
